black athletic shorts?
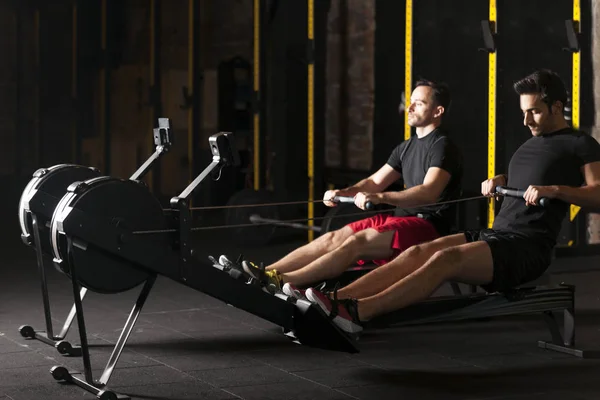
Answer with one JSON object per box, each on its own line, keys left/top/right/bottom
{"left": 463, "top": 229, "right": 553, "bottom": 293}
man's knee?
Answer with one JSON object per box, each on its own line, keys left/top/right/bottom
{"left": 339, "top": 229, "right": 391, "bottom": 257}
{"left": 428, "top": 246, "right": 463, "bottom": 271}
{"left": 403, "top": 243, "right": 426, "bottom": 258}
{"left": 339, "top": 231, "right": 372, "bottom": 252}
{"left": 319, "top": 227, "right": 353, "bottom": 250}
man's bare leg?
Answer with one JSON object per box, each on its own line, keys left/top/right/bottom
{"left": 336, "top": 233, "right": 468, "bottom": 300}
{"left": 357, "top": 241, "right": 493, "bottom": 321}
{"left": 265, "top": 226, "right": 354, "bottom": 274}
{"left": 281, "top": 229, "right": 395, "bottom": 287}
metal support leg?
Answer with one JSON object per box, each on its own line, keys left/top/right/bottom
{"left": 449, "top": 282, "right": 462, "bottom": 296}
{"left": 537, "top": 285, "right": 600, "bottom": 358}
{"left": 98, "top": 275, "right": 156, "bottom": 386}
{"left": 50, "top": 239, "right": 154, "bottom": 399}
{"left": 19, "top": 214, "right": 84, "bottom": 356}
{"left": 563, "top": 308, "right": 575, "bottom": 346}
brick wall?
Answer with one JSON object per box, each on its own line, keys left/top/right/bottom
{"left": 326, "top": 0, "right": 375, "bottom": 171}
{"left": 587, "top": 0, "right": 600, "bottom": 243}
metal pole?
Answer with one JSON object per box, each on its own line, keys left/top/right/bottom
{"left": 71, "top": 0, "right": 80, "bottom": 163}
{"left": 100, "top": 0, "right": 110, "bottom": 174}
{"left": 487, "top": 0, "right": 497, "bottom": 229}
{"left": 34, "top": 8, "right": 41, "bottom": 167}
{"left": 253, "top": 0, "right": 261, "bottom": 190}
{"left": 307, "top": 0, "right": 315, "bottom": 242}
{"left": 404, "top": 0, "right": 413, "bottom": 142}
{"left": 149, "top": 0, "right": 162, "bottom": 193}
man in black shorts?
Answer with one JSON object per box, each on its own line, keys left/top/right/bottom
{"left": 305, "top": 69, "right": 600, "bottom": 335}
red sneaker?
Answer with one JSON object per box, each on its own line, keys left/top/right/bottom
{"left": 305, "top": 288, "right": 363, "bottom": 334}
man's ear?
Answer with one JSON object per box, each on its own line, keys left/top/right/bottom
{"left": 435, "top": 105, "right": 445, "bottom": 118}
{"left": 551, "top": 100, "right": 563, "bottom": 115}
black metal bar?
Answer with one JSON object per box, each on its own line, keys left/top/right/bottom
{"left": 149, "top": 0, "right": 163, "bottom": 193}
{"left": 31, "top": 214, "right": 54, "bottom": 338}
{"left": 259, "top": 0, "right": 267, "bottom": 189}
{"left": 15, "top": 1, "right": 22, "bottom": 175}
{"left": 72, "top": 0, "right": 80, "bottom": 164}
{"left": 190, "top": 0, "right": 202, "bottom": 190}
{"left": 66, "top": 239, "right": 94, "bottom": 384}
{"left": 177, "top": 198, "right": 192, "bottom": 280}
{"left": 101, "top": 0, "right": 111, "bottom": 174}
{"left": 34, "top": 7, "right": 41, "bottom": 168}
{"left": 313, "top": 0, "right": 329, "bottom": 211}
{"left": 338, "top": 0, "right": 348, "bottom": 169}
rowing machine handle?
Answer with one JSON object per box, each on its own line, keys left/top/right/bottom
{"left": 495, "top": 186, "right": 549, "bottom": 207}
{"left": 332, "top": 196, "right": 373, "bottom": 210}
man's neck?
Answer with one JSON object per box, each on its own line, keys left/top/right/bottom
{"left": 415, "top": 124, "right": 439, "bottom": 138}
{"left": 541, "top": 120, "right": 570, "bottom": 136}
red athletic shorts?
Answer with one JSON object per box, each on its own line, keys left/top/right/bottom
{"left": 347, "top": 214, "right": 440, "bottom": 266}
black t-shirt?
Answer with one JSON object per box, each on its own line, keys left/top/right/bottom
{"left": 386, "top": 128, "right": 463, "bottom": 235}
{"left": 493, "top": 128, "right": 600, "bottom": 247}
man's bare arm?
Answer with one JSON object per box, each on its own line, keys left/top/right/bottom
{"left": 372, "top": 167, "right": 452, "bottom": 208}
{"left": 550, "top": 161, "right": 600, "bottom": 208}
{"left": 335, "top": 164, "right": 402, "bottom": 197}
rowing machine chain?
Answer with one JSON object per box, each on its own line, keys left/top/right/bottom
{"left": 131, "top": 195, "right": 488, "bottom": 236}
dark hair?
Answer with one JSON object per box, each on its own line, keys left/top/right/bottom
{"left": 513, "top": 69, "right": 568, "bottom": 112}
{"left": 414, "top": 79, "right": 452, "bottom": 113}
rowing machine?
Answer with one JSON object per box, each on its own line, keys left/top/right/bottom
{"left": 356, "top": 187, "right": 594, "bottom": 357}
{"left": 17, "top": 118, "right": 172, "bottom": 356}
{"left": 46, "top": 132, "right": 357, "bottom": 400}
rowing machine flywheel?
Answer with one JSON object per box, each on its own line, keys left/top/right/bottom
{"left": 18, "top": 164, "right": 100, "bottom": 252}
{"left": 51, "top": 177, "right": 168, "bottom": 294}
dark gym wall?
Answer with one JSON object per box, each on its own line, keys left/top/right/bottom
{"left": 496, "top": 0, "right": 573, "bottom": 176}
{"left": 39, "top": 4, "right": 77, "bottom": 167}
{"left": 267, "top": 0, "right": 309, "bottom": 203}
{"left": 373, "top": 0, "right": 406, "bottom": 176}
{"left": 413, "top": 0, "right": 489, "bottom": 228}
{"left": 324, "top": 0, "right": 376, "bottom": 191}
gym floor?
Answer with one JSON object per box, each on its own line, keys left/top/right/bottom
{"left": 2, "top": 205, "right": 600, "bottom": 399}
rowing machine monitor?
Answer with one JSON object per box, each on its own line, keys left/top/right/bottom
{"left": 153, "top": 117, "right": 172, "bottom": 147}
{"left": 209, "top": 132, "right": 240, "bottom": 167}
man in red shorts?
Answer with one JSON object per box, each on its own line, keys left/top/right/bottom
{"left": 242, "top": 79, "right": 463, "bottom": 296}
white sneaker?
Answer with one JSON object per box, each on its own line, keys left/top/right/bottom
{"left": 282, "top": 283, "right": 306, "bottom": 300}
{"left": 208, "top": 255, "right": 224, "bottom": 270}
{"left": 219, "top": 255, "right": 235, "bottom": 269}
